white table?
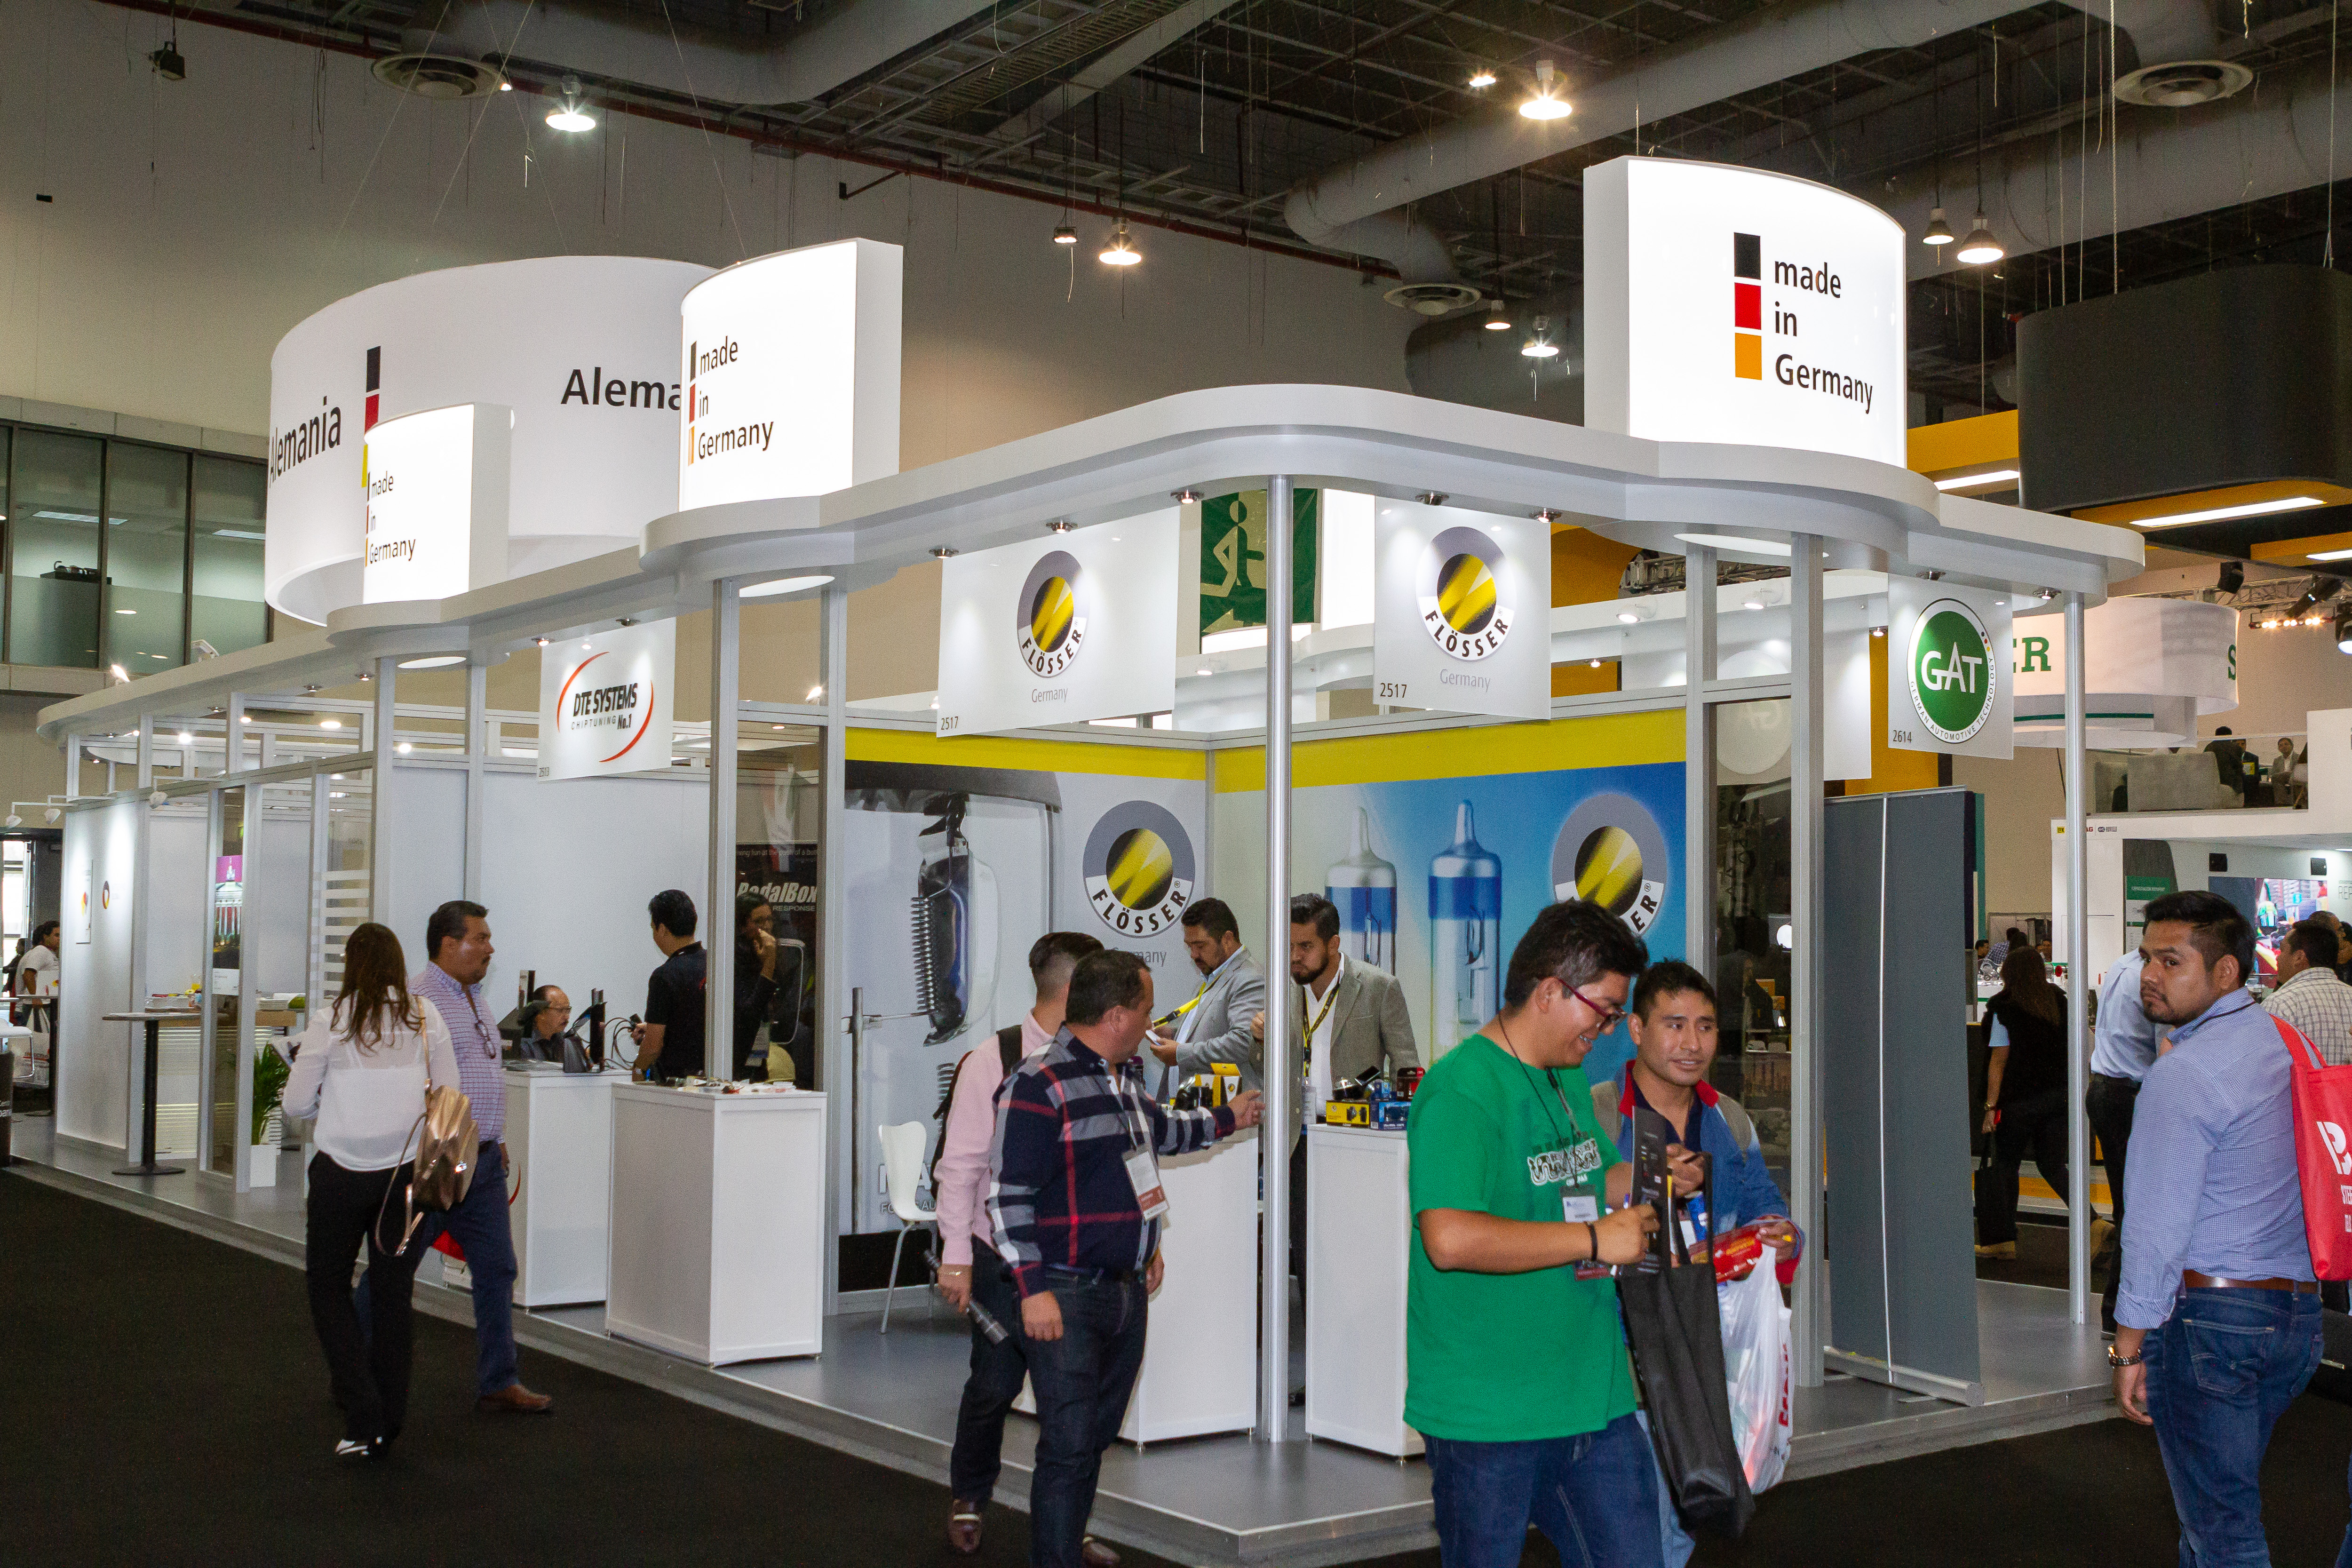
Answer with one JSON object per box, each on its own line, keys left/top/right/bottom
{"left": 507, "top": 1064, "right": 626, "bottom": 1307}
{"left": 1305, "top": 1124, "right": 1420, "bottom": 1457}
{"left": 605, "top": 1083, "right": 827, "bottom": 1365}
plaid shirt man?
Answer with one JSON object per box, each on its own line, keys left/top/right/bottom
{"left": 987, "top": 1026, "right": 1232, "bottom": 1297}
{"left": 413, "top": 962, "right": 507, "bottom": 1140}
{"left": 2265, "top": 963, "right": 2352, "bottom": 1067}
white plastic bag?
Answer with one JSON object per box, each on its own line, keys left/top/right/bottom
{"left": 1716, "top": 1258, "right": 1793, "bottom": 1493}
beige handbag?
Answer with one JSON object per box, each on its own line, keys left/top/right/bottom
{"left": 375, "top": 1083, "right": 478, "bottom": 1257}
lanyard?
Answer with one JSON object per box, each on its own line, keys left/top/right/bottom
{"left": 1301, "top": 961, "right": 1345, "bottom": 1043}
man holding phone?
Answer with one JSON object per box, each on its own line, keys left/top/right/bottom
{"left": 1407, "top": 899, "right": 1692, "bottom": 1568}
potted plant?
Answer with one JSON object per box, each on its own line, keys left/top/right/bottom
{"left": 249, "top": 1041, "right": 290, "bottom": 1188}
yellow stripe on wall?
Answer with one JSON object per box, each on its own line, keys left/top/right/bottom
{"left": 1215, "top": 708, "right": 1684, "bottom": 792}
{"left": 847, "top": 726, "right": 1207, "bottom": 780}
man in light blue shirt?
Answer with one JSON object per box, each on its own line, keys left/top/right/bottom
{"left": 2113, "top": 891, "right": 2319, "bottom": 1568}
{"left": 2089, "top": 950, "right": 2162, "bottom": 1332}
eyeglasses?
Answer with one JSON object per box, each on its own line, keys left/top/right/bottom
{"left": 1561, "top": 981, "right": 1626, "bottom": 1030}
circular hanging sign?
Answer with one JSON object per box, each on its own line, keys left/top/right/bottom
{"left": 1415, "top": 525, "right": 1516, "bottom": 661}
{"left": 1907, "top": 597, "right": 1997, "bottom": 745}
{"left": 1082, "top": 801, "right": 1197, "bottom": 937}
{"left": 1017, "top": 549, "right": 1089, "bottom": 679}
{"left": 1549, "top": 794, "right": 1671, "bottom": 934}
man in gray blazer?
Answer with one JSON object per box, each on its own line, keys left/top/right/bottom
{"left": 1148, "top": 898, "right": 1267, "bottom": 1093}
{"left": 1252, "top": 893, "right": 1421, "bottom": 1323}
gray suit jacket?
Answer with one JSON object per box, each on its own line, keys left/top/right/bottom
{"left": 1168, "top": 951, "right": 1268, "bottom": 1092}
{"left": 1273, "top": 961, "right": 1421, "bottom": 1133}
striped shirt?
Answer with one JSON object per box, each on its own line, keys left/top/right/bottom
{"left": 988, "top": 1027, "right": 1235, "bottom": 1298}
{"left": 2265, "top": 965, "right": 2352, "bottom": 1067}
{"left": 411, "top": 964, "right": 506, "bottom": 1142}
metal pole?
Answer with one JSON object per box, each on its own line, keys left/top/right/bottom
{"left": 2064, "top": 590, "right": 2091, "bottom": 1323}
{"left": 708, "top": 583, "right": 741, "bottom": 1080}
{"left": 224, "top": 693, "right": 244, "bottom": 776}
{"left": 1789, "top": 534, "right": 1828, "bottom": 1388}
{"left": 1684, "top": 547, "right": 1717, "bottom": 972}
{"left": 819, "top": 583, "right": 850, "bottom": 1314}
{"left": 1260, "top": 474, "right": 1298, "bottom": 1442}
{"left": 369, "top": 657, "right": 397, "bottom": 931}
{"left": 136, "top": 716, "right": 154, "bottom": 791}
{"left": 462, "top": 662, "right": 487, "bottom": 902}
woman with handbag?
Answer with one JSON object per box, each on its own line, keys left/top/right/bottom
{"left": 284, "top": 921, "right": 461, "bottom": 1459}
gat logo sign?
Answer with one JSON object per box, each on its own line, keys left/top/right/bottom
{"left": 1081, "top": 801, "right": 1195, "bottom": 937}
{"left": 1907, "top": 598, "right": 1996, "bottom": 745}
{"left": 1018, "top": 549, "right": 1089, "bottom": 679}
{"left": 1416, "top": 526, "right": 1515, "bottom": 661}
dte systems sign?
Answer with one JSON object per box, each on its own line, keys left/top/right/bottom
{"left": 1583, "top": 157, "right": 1906, "bottom": 467}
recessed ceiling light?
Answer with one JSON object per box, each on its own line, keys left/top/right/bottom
{"left": 318, "top": 717, "right": 342, "bottom": 730}
{"left": 2310, "top": 548, "right": 2352, "bottom": 561}
{"left": 1744, "top": 598, "right": 1765, "bottom": 611}
{"left": 397, "top": 654, "right": 467, "bottom": 669}
{"left": 2136, "top": 495, "right": 2325, "bottom": 528}
{"left": 1195, "top": 666, "right": 1212, "bottom": 677}
{"left": 741, "top": 574, "right": 836, "bottom": 599}
{"left": 114, "top": 608, "right": 136, "bottom": 615}
{"left": 1675, "top": 532, "right": 1792, "bottom": 557}
{"left": 175, "top": 731, "right": 193, "bottom": 743}
{"left": 1617, "top": 610, "right": 1641, "bottom": 624}
{"left": 1466, "top": 65, "right": 1497, "bottom": 88}
{"left": 396, "top": 741, "right": 412, "bottom": 755}
{"left": 1934, "top": 469, "right": 2021, "bottom": 491}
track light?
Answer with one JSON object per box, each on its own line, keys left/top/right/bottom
{"left": 3, "top": 815, "right": 17, "bottom": 829}
{"left": 43, "top": 807, "right": 60, "bottom": 825}
{"left": 1467, "top": 65, "right": 1497, "bottom": 89}
{"left": 1520, "top": 59, "right": 1572, "bottom": 120}
{"left": 1484, "top": 298, "right": 1513, "bottom": 331}
{"left": 1955, "top": 214, "right": 2003, "bottom": 265}
{"left": 1522, "top": 314, "right": 1561, "bottom": 358}
{"left": 546, "top": 75, "right": 596, "bottom": 132}
{"left": 2337, "top": 608, "right": 2352, "bottom": 655}
{"left": 1052, "top": 224, "right": 1077, "bottom": 246}
{"left": 1099, "top": 223, "right": 1141, "bottom": 265}
{"left": 1922, "top": 207, "right": 1955, "bottom": 246}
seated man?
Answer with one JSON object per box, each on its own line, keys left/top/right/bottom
{"left": 515, "top": 985, "right": 571, "bottom": 1062}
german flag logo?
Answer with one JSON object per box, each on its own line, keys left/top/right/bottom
{"left": 1734, "top": 232, "right": 1762, "bottom": 380}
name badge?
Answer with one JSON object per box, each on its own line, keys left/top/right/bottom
{"left": 1124, "top": 1146, "right": 1169, "bottom": 1221}
{"left": 1562, "top": 1193, "right": 1599, "bottom": 1223}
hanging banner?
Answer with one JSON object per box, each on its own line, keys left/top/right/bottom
{"left": 2010, "top": 596, "right": 2237, "bottom": 748}
{"left": 537, "top": 621, "right": 676, "bottom": 780}
{"left": 935, "top": 512, "right": 1179, "bottom": 737}
{"left": 360, "top": 404, "right": 510, "bottom": 605}
{"left": 1372, "top": 498, "right": 1553, "bottom": 723}
{"left": 1887, "top": 578, "right": 2012, "bottom": 759}
{"left": 1199, "top": 488, "right": 1318, "bottom": 638}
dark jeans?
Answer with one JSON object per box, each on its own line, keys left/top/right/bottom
{"left": 358, "top": 1141, "right": 520, "bottom": 1395}
{"left": 948, "top": 1258, "right": 1030, "bottom": 1506}
{"left": 2146, "top": 1287, "right": 2322, "bottom": 1568}
{"left": 1978, "top": 1086, "right": 2070, "bottom": 1246}
{"left": 306, "top": 1153, "right": 422, "bottom": 1444}
{"left": 2088, "top": 1073, "right": 2140, "bottom": 1330}
{"left": 1425, "top": 1414, "right": 1665, "bottom": 1568}
{"left": 1025, "top": 1273, "right": 1147, "bottom": 1568}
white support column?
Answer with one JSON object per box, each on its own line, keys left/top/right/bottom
{"left": 1260, "top": 473, "right": 1298, "bottom": 1443}
{"left": 1684, "top": 547, "right": 1717, "bottom": 971}
{"left": 1789, "top": 534, "right": 1828, "bottom": 1388}
{"left": 369, "top": 657, "right": 397, "bottom": 926}
{"left": 136, "top": 716, "right": 154, "bottom": 791}
{"left": 2064, "top": 590, "right": 2091, "bottom": 1323}
{"left": 463, "top": 662, "right": 488, "bottom": 902}
{"left": 232, "top": 780, "right": 261, "bottom": 1192}
{"left": 63, "top": 733, "right": 80, "bottom": 799}
{"left": 818, "top": 583, "right": 850, "bottom": 1314}
{"left": 224, "top": 694, "right": 245, "bottom": 776}
{"left": 707, "top": 587, "right": 742, "bottom": 1081}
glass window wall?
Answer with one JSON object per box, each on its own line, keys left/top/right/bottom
{"left": 9, "top": 430, "right": 104, "bottom": 669}
{"left": 106, "top": 444, "right": 191, "bottom": 673}
{"left": 192, "top": 456, "right": 268, "bottom": 658}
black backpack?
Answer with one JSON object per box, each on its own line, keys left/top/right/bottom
{"left": 930, "top": 1025, "right": 1024, "bottom": 1191}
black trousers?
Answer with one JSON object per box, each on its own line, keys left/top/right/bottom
{"left": 1289, "top": 1133, "right": 1308, "bottom": 1314}
{"left": 306, "top": 1153, "right": 422, "bottom": 1444}
{"left": 1978, "top": 1086, "right": 2070, "bottom": 1246}
{"left": 947, "top": 1258, "right": 1029, "bottom": 1507}
{"left": 2087, "top": 1073, "right": 2141, "bottom": 1330}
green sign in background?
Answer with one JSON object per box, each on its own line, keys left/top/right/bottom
{"left": 1911, "top": 605, "right": 1994, "bottom": 742}
{"left": 1199, "top": 488, "right": 1318, "bottom": 637}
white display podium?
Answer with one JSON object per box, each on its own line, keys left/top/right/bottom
{"left": 1015, "top": 1126, "right": 1261, "bottom": 1444}
{"left": 506, "top": 1064, "right": 625, "bottom": 1308}
{"left": 605, "top": 1083, "right": 827, "bottom": 1365}
{"left": 1305, "top": 1124, "right": 1421, "bottom": 1457}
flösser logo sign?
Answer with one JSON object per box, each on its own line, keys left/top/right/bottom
{"left": 1081, "top": 801, "right": 1196, "bottom": 937}
{"left": 1415, "top": 526, "right": 1515, "bottom": 661}
{"left": 1907, "top": 598, "right": 1996, "bottom": 744}
{"left": 1017, "top": 550, "right": 1089, "bottom": 678}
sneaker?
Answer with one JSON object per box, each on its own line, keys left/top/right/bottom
{"left": 1974, "top": 1242, "right": 2017, "bottom": 1259}
{"left": 333, "top": 1437, "right": 383, "bottom": 1461}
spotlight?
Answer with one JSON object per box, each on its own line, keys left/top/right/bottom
{"left": 148, "top": 789, "right": 167, "bottom": 808}
{"left": 2337, "top": 608, "right": 2352, "bottom": 653}
{"left": 1484, "top": 298, "right": 1513, "bottom": 332}
{"left": 175, "top": 731, "right": 193, "bottom": 744}
{"left": 150, "top": 43, "right": 186, "bottom": 82}
{"left": 1522, "top": 314, "right": 1561, "bottom": 358}
{"left": 2216, "top": 561, "right": 2246, "bottom": 596}
{"left": 1099, "top": 223, "right": 1141, "bottom": 265}
{"left": 807, "top": 685, "right": 825, "bottom": 701}
{"left": 43, "top": 807, "right": 60, "bottom": 825}
{"left": 546, "top": 75, "right": 596, "bottom": 132}
{"left": 1519, "top": 59, "right": 1572, "bottom": 120}
{"left": 1052, "top": 224, "right": 1077, "bottom": 246}
{"left": 108, "top": 663, "right": 129, "bottom": 684}
{"left": 1467, "top": 65, "right": 1497, "bottom": 89}
{"left": 3, "top": 815, "right": 18, "bottom": 829}
{"left": 1955, "top": 214, "right": 2004, "bottom": 265}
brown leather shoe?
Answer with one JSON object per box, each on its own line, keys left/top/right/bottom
{"left": 947, "top": 1501, "right": 984, "bottom": 1555}
{"left": 1081, "top": 1537, "right": 1120, "bottom": 1568}
{"left": 476, "top": 1383, "right": 555, "bottom": 1414}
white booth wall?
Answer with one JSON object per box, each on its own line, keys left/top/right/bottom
{"left": 57, "top": 800, "right": 140, "bottom": 1152}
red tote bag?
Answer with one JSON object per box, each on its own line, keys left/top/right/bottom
{"left": 2276, "top": 1014, "right": 2352, "bottom": 1280}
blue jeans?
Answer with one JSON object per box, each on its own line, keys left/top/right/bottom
{"left": 358, "top": 1141, "right": 521, "bottom": 1396}
{"left": 2145, "top": 1287, "right": 2322, "bottom": 1568}
{"left": 1024, "top": 1273, "right": 1147, "bottom": 1568}
{"left": 1425, "top": 1414, "right": 1665, "bottom": 1568}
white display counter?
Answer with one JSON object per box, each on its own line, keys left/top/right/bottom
{"left": 506, "top": 1063, "right": 625, "bottom": 1308}
{"left": 605, "top": 1083, "right": 827, "bottom": 1365}
{"left": 1015, "top": 1126, "right": 1261, "bottom": 1444}
{"left": 1305, "top": 1124, "right": 1420, "bottom": 1457}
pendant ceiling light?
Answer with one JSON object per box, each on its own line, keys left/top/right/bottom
{"left": 1466, "top": 65, "right": 1497, "bottom": 89}
{"left": 1052, "top": 224, "right": 1077, "bottom": 246}
{"left": 1100, "top": 223, "right": 1141, "bottom": 265}
{"left": 1922, "top": 207, "right": 1955, "bottom": 246}
{"left": 1519, "top": 59, "right": 1572, "bottom": 120}
{"left": 1521, "top": 313, "right": 1561, "bottom": 358}
{"left": 546, "top": 74, "right": 596, "bottom": 132}
{"left": 1484, "top": 298, "right": 1513, "bottom": 331}
{"left": 1955, "top": 214, "right": 2004, "bottom": 265}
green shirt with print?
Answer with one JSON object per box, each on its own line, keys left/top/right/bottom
{"left": 1404, "top": 1031, "right": 1634, "bottom": 1442}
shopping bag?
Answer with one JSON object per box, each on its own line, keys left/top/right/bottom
{"left": 1620, "top": 1177, "right": 1756, "bottom": 1539}
{"left": 2275, "top": 1015, "right": 2352, "bottom": 1279}
{"left": 1716, "top": 1256, "right": 1793, "bottom": 1493}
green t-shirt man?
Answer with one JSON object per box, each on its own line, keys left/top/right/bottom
{"left": 1405, "top": 1032, "right": 1637, "bottom": 1441}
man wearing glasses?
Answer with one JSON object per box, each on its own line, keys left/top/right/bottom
{"left": 1406, "top": 899, "right": 1698, "bottom": 1568}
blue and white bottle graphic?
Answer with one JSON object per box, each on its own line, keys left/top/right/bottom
{"left": 1429, "top": 801, "right": 1502, "bottom": 1059}
{"left": 1327, "top": 808, "right": 1398, "bottom": 973}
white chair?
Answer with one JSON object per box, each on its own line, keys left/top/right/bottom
{"left": 877, "top": 1120, "right": 938, "bottom": 1333}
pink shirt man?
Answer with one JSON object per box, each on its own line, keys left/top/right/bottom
{"left": 934, "top": 1010, "right": 1055, "bottom": 1267}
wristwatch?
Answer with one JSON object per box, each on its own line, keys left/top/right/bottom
{"left": 2106, "top": 1345, "right": 2144, "bottom": 1368}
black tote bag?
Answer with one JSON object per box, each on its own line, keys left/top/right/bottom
{"left": 1619, "top": 1174, "right": 1756, "bottom": 1539}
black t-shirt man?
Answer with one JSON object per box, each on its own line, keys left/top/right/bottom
{"left": 646, "top": 942, "right": 709, "bottom": 1080}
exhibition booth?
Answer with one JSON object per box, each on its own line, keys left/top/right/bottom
{"left": 16, "top": 159, "right": 2151, "bottom": 1562}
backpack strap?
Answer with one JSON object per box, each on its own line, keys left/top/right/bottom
{"left": 1715, "top": 1091, "right": 1757, "bottom": 1153}
{"left": 998, "top": 1024, "right": 1025, "bottom": 1077}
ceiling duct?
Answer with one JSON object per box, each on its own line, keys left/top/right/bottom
{"left": 371, "top": 50, "right": 506, "bottom": 100}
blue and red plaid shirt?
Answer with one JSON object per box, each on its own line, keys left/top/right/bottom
{"left": 987, "top": 1027, "right": 1235, "bottom": 1298}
